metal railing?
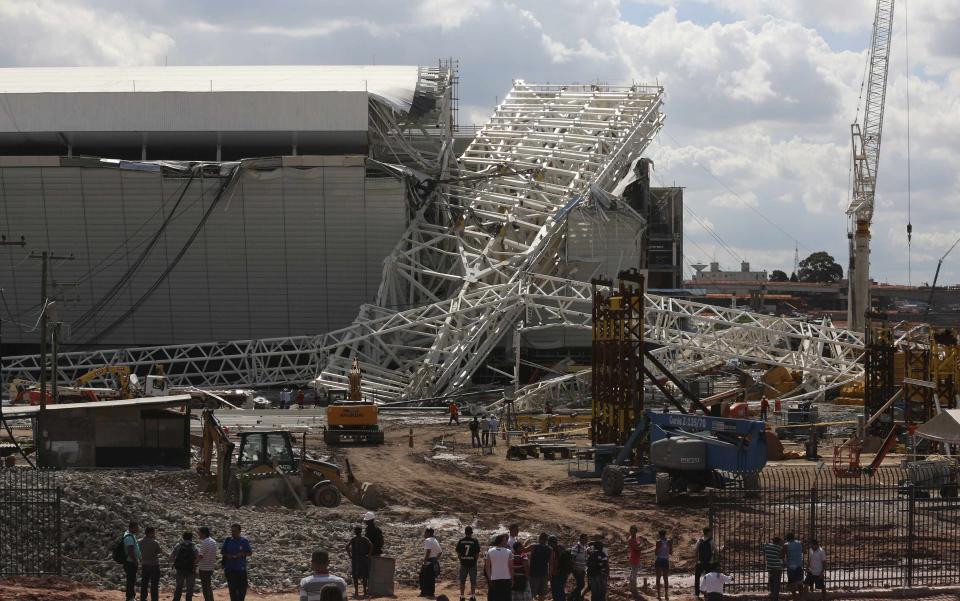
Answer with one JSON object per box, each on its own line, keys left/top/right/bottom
{"left": 0, "top": 469, "right": 62, "bottom": 576}
{"left": 709, "top": 465, "right": 960, "bottom": 591}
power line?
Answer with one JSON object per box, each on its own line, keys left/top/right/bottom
{"left": 648, "top": 161, "right": 744, "bottom": 264}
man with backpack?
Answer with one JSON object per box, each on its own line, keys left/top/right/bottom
{"left": 693, "top": 527, "right": 717, "bottom": 599}
{"left": 170, "top": 531, "right": 200, "bottom": 601}
{"left": 114, "top": 521, "right": 141, "bottom": 601}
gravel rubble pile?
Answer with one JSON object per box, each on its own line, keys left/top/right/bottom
{"left": 57, "top": 470, "right": 470, "bottom": 593}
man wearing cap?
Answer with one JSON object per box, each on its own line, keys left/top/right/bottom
{"left": 364, "top": 512, "right": 384, "bottom": 557}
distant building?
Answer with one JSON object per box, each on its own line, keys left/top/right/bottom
{"left": 691, "top": 261, "right": 768, "bottom": 282}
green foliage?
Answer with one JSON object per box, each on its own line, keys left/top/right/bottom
{"left": 769, "top": 269, "right": 789, "bottom": 282}
{"left": 798, "top": 251, "right": 843, "bottom": 283}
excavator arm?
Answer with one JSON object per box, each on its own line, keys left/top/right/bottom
{"left": 196, "top": 409, "right": 235, "bottom": 500}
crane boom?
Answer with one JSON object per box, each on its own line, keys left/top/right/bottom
{"left": 847, "top": 0, "right": 895, "bottom": 331}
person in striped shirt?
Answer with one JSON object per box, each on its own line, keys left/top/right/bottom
{"left": 763, "top": 536, "right": 784, "bottom": 601}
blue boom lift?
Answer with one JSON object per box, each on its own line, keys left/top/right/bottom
{"left": 600, "top": 410, "right": 768, "bottom": 504}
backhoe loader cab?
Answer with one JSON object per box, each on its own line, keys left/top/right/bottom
{"left": 237, "top": 431, "right": 298, "bottom": 472}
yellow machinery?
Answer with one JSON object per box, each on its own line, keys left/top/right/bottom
{"left": 324, "top": 358, "right": 384, "bottom": 445}
{"left": 196, "top": 410, "right": 383, "bottom": 509}
{"left": 73, "top": 365, "right": 134, "bottom": 399}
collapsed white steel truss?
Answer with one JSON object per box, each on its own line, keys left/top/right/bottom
{"left": 1, "top": 81, "right": 866, "bottom": 403}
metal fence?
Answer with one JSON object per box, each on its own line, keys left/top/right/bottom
{"left": 0, "top": 469, "right": 61, "bottom": 576}
{"left": 709, "top": 465, "right": 960, "bottom": 591}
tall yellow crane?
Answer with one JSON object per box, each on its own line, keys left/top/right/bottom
{"left": 847, "top": 0, "right": 895, "bottom": 331}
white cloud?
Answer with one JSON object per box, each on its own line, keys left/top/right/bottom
{"left": 0, "top": 0, "right": 956, "bottom": 283}
{"left": 0, "top": 0, "right": 174, "bottom": 66}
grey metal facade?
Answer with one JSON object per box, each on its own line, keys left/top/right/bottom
{"left": 0, "top": 156, "right": 405, "bottom": 349}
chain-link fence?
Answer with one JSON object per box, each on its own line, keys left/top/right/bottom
{"left": 710, "top": 465, "right": 960, "bottom": 591}
{"left": 0, "top": 469, "right": 61, "bottom": 576}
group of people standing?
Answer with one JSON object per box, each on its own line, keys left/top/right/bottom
{"left": 467, "top": 415, "right": 500, "bottom": 449}
{"left": 762, "top": 533, "right": 827, "bottom": 601}
{"left": 117, "top": 522, "right": 251, "bottom": 601}
{"left": 418, "top": 524, "right": 612, "bottom": 601}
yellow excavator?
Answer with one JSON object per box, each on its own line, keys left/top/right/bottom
{"left": 324, "top": 358, "right": 384, "bottom": 445}
{"left": 196, "top": 409, "right": 383, "bottom": 509}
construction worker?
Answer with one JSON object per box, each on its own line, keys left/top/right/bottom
{"left": 345, "top": 526, "right": 372, "bottom": 598}
{"left": 469, "top": 416, "right": 482, "bottom": 448}
{"left": 760, "top": 398, "right": 770, "bottom": 421}
{"left": 296, "top": 388, "right": 306, "bottom": 408}
{"left": 449, "top": 401, "right": 460, "bottom": 425}
{"left": 364, "top": 512, "right": 384, "bottom": 557}
{"left": 480, "top": 416, "right": 491, "bottom": 447}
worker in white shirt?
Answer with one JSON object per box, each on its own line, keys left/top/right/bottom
{"left": 699, "top": 563, "right": 733, "bottom": 601}
{"left": 420, "top": 527, "right": 443, "bottom": 598}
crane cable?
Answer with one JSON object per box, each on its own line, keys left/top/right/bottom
{"left": 905, "top": 0, "right": 913, "bottom": 286}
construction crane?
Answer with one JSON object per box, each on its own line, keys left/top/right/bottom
{"left": 847, "top": 0, "right": 895, "bottom": 331}
{"left": 925, "top": 235, "right": 960, "bottom": 316}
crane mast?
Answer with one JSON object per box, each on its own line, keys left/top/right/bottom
{"left": 847, "top": 0, "right": 894, "bottom": 331}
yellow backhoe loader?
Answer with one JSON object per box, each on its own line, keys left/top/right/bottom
{"left": 196, "top": 409, "right": 383, "bottom": 509}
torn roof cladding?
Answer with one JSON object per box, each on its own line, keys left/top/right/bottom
{"left": 0, "top": 65, "right": 424, "bottom": 113}
{"left": 1, "top": 395, "right": 192, "bottom": 418}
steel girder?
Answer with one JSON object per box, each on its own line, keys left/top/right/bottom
{"left": 318, "top": 81, "right": 667, "bottom": 399}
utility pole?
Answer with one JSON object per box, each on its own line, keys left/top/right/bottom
{"left": 0, "top": 235, "right": 36, "bottom": 467}
{"left": 1, "top": 236, "right": 27, "bottom": 391}
{"left": 29, "top": 251, "right": 74, "bottom": 411}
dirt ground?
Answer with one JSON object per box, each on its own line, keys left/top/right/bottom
{"left": 2, "top": 413, "right": 954, "bottom": 601}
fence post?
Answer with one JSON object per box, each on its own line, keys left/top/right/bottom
{"left": 55, "top": 485, "right": 62, "bottom": 576}
{"left": 809, "top": 486, "right": 817, "bottom": 543}
{"left": 906, "top": 483, "right": 915, "bottom": 588}
{"left": 708, "top": 491, "right": 715, "bottom": 531}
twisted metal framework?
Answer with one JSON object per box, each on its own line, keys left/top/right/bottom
{"left": 2, "top": 81, "right": 866, "bottom": 403}
{"left": 317, "top": 81, "right": 666, "bottom": 399}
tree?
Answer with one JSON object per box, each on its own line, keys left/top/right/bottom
{"left": 797, "top": 251, "right": 844, "bottom": 283}
{"left": 769, "top": 270, "right": 789, "bottom": 282}
{"left": 790, "top": 272, "right": 798, "bottom": 282}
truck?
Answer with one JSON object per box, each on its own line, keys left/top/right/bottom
{"left": 600, "top": 410, "right": 767, "bottom": 504}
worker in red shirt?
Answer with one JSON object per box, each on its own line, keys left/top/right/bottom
{"left": 760, "top": 397, "right": 770, "bottom": 421}
{"left": 296, "top": 388, "right": 305, "bottom": 408}
{"left": 448, "top": 401, "right": 460, "bottom": 425}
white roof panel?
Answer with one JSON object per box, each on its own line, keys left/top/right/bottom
{"left": 0, "top": 65, "right": 421, "bottom": 112}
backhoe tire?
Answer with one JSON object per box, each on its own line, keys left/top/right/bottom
{"left": 601, "top": 465, "right": 625, "bottom": 497}
{"left": 655, "top": 473, "right": 672, "bottom": 506}
{"left": 312, "top": 484, "right": 342, "bottom": 508}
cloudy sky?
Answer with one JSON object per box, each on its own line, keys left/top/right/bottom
{"left": 2, "top": 0, "right": 958, "bottom": 284}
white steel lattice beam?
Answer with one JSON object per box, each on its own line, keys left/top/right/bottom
{"left": 0, "top": 81, "right": 866, "bottom": 403}
{"left": 317, "top": 81, "right": 667, "bottom": 399}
